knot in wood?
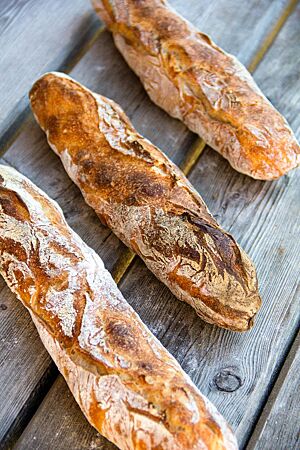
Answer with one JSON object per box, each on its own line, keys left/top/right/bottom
{"left": 213, "top": 368, "right": 242, "bottom": 392}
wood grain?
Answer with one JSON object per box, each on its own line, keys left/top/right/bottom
{"left": 247, "top": 332, "right": 300, "bottom": 450}
{"left": 14, "top": 376, "right": 116, "bottom": 450}
{"left": 0, "top": 0, "right": 102, "bottom": 148}
{"left": 9, "top": 0, "right": 299, "bottom": 449}
{"left": 0, "top": 282, "right": 55, "bottom": 449}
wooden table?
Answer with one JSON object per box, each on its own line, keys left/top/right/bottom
{"left": 0, "top": 0, "right": 299, "bottom": 449}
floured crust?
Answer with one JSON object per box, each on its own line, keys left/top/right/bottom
{"left": 92, "top": 0, "right": 300, "bottom": 180}
{"left": 30, "top": 72, "right": 261, "bottom": 331}
{"left": 0, "top": 164, "right": 237, "bottom": 449}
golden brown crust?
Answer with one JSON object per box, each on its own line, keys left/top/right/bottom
{"left": 92, "top": 0, "right": 300, "bottom": 180}
{"left": 30, "top": 72, "right": 261, "bottom": 331}
{"left": 0, "top": 165, "right": 238, "bottom": 449}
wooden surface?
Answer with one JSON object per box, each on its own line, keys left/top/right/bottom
{"left": 0, "top": 0, "right": 102, "bottom": 148}
{"left": 248, "top": 332, "right": 300, "bottom": 449}
{"left": 0, "top": 0, "right": 299, "bottom": 449}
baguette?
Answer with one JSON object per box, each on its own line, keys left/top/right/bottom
{"left": 92, "top": 0, "right": 300, "bottom": 180}
{"left": 30, "top": 72, "right": 261, "bottom": 331}
{"left": 0, "top": 164, "right": 238, "bottom": 450}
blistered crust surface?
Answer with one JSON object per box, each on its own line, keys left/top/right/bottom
{"left": 30, "top": 73, "right": 261, "bottom": 332}
{"left": 0, "top": 164, "right": 237, "bottom": 449}
{"left": 92, "top": 0, "right": 300, "bottom": 180}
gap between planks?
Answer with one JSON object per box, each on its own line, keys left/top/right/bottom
{"left": 2, "top": 363, "right": 58, "bottom": 450}
{"left": 245, "top": 329, "right": 300, "bottom": 450}
{"left": 0, "top": 24, "right": 105, "bottom": 157}
{"left": 111, "top": 0, "right": 298, "bottom": 285}
{"left": 247, "top": 0, "right": 299, "bottom": 73}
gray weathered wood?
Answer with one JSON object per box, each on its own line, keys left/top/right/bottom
{"left": 247, "top": 332, "right": 300, "bottom": 450}
{"left": 13, "top": 376, "right": 116, "bottom": 450}
{"left": 0, "top": 282, "right": 55, "bottom": 449}
{"left": 10, "top": 0, "right": 298, "bottom": 449}
{"left": 0, "top": 0, "right": 102, "bottom": 146}
{"left": 171, "top": 0, "right": 290, "bottom": 66}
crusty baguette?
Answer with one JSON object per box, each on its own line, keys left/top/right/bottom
{"left": 92, "top": 0, "right": 300, "bottom": 180}
{"left": 0, "top": 164, "right": 238, "bottom": 450}
{"left": 30, "top": 72, "right": 261, "bottom": 331}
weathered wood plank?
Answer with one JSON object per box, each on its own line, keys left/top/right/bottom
{"left": 247, "top": 0, "right": 299, "bottom": 73}
{"left": 247, "top": 332, "right": 300, "bottom": 450}
{"left": 171, "top": 0, "right": 291, "bottom": 66}
{"left": 0, "top": 0, "right": 102, "bottom": 148}
{"left": 10, "top": 0, "right": 297, "bottom": 449}
{"left": 0, "top": 283, "right": 56, "bottom": 449}
{"left": 13, "top": 376, "right": 116, "bottom": 450}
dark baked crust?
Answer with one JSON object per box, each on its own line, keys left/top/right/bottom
{"left": 30, "top": 72, "right": 261, "bottom": 331}
{"left": 0, "top": 165, "right": 238, "bottom": 449}
{"left": 92, "top": 0, "right": 300, "bottom": 180}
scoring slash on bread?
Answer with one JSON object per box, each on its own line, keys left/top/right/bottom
{"left": 30, "top": 72, "right": 261, "bottom": 332}
{"left": 0, "top": 164, "right": 238, "bottom": 450}
{"left": 92, "top": 0, "right": 300, "bottom": 180}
